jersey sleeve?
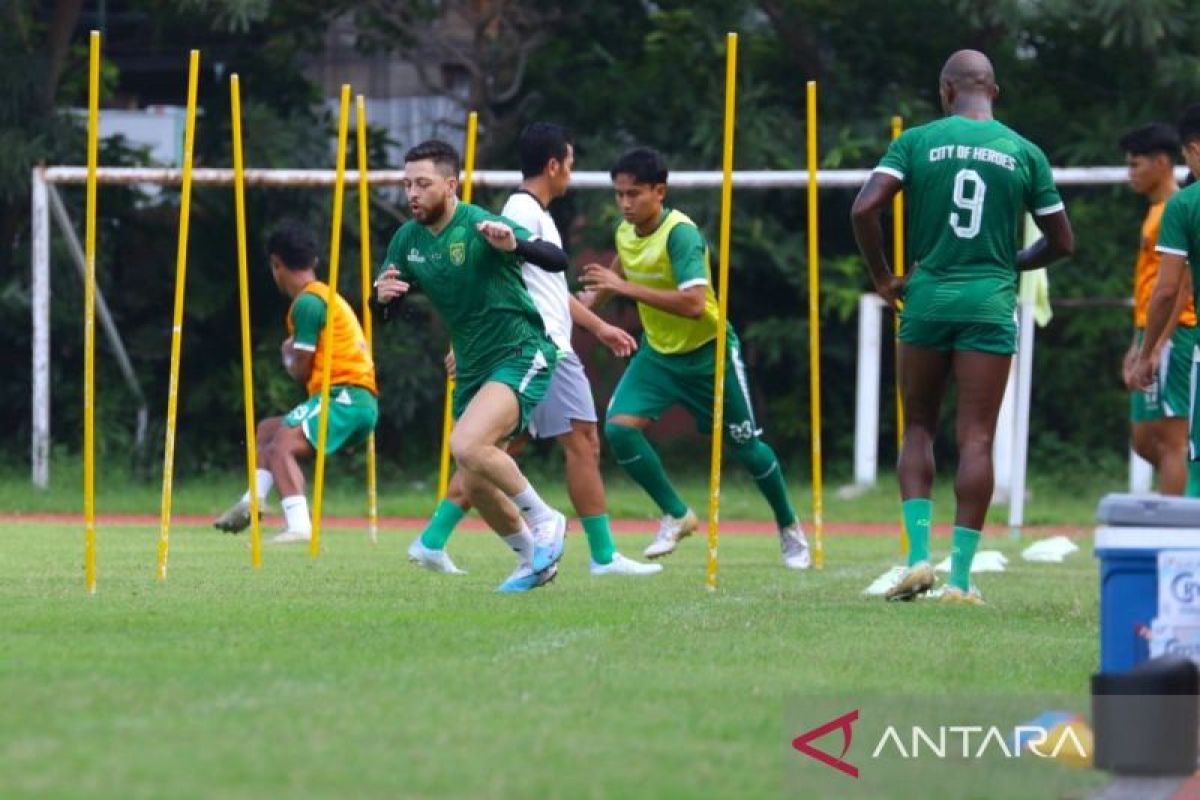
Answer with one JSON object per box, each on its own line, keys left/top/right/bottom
{"left": 1025, "top": 142, "right": 1064, "bottom": 217}
{"left": 875, "top": 130, "right": 913, "bottom": 182}
{"left": 290, "top": 293, "right": 326, "bottom": 352}
{"left": 1157, "top": 194, "right": 1194, "bottom": 259}
{"left": 666, "top": 224, "right": 710, "bottom": 289}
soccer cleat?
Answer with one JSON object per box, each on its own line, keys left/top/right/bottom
{"left": 779, "top": 523, "right": 812, "bottom": 570}
{"left": 590, "top": 552, "right": 664, "bottom": 576}
{"left": 497, "top": 562, "right": 547, "bottom": 593}
{"left": 531, "top": 510, "right": 567, "bottom": 573}
{"left": 643, "top": 509, "right": 698, "bottom": 559}
{"left": 939, "top": 585, "right": 986, "bottom": 606}
{"left": 269, "top": 528, "right": 312, "bottom": 545}
{"left": 213, "top": 499, "right": 255, "bottom": 534}
{"left": 407, "top": 538, "right": 466, "bottom": 575}
{"left": 884, "top": 560, "right": 936, "bottom": 602}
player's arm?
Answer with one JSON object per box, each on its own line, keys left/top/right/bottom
{"left": 850, "top": 172, "right": 906, "bottom": 308}
{"left": 476, "top": 220, "right": 569, "bottom": 272}
{"left": 578, "top": 255, "right": 623, "bottom": 309}
{"left": 568, "top": 294, "right": 637, "bottom": 357}
{"left": 1155, "top": 269, "right": 1191, "bottom": 351}
{"left": 287, "top": 293, "right": 325, "bottom": 385}
{"left": 1131, "top": 252, "right": 1188, "bottom": 389}
{"left": 581, "top": 225, "right": 709, "bottom": 318}
{"left": 1015, "top": 210, "right": 1074, "bottom": 271}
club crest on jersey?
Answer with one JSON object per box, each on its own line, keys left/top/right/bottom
{"left": 449, "top": 241, "right": 466, "bottom": 266}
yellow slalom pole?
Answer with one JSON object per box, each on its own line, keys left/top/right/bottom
{"left": 356, "top": 95, "right": 379, "bottom": 545}
{"left": 157, "top": 49, "right": 201, "bottom": 581}
{"left": 436, "top": 110, "right": 478, "bottom": 500}
{"left": 311, "top": 84, "right": 353, "bottom": 558}
{"left": 705, "top": 32, "right": 738, "bottom": 593}
{"left": 807, "top": 81, "right": 825, "bottom": 570}
{"left": 83, "top": 30, "right": 101, "bottom": 594}
{"left": 231, "top": 74, "right": 262, "bottom": 569}
{"left": 891, "top": 115, "right": 908, "bottom": 556}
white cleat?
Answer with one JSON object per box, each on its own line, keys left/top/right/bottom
{"left": 779, "top": 523, "right": 812, "bottom": 570}
{"left": 269, "top": 528, "right": 312, "bottom": 545}
{"left": 643, "top": 509, "right": 698, "bottom": 559}
{"left": 407, "top": 538, "right": 466, "bottom": 575}
{"left": 590, "top": 552, "right": 664, "bottom": 576}
{"left": 531, "top": 510, "right": 567, "bottom": 573}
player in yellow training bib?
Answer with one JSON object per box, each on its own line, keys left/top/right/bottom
{"left": 581, "top": 147, "right": 811, "bottom": 570}
{"left": 852, "top": 50, "right": 1074, "bottom": 604}
{"left": 213, "top": 220, "right": 379, "bottom": 545}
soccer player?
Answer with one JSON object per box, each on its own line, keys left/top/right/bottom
{"left": 1132, "top": 106, "right": 1200, "bottom": 481}
{"left": 213, "top": 220, "right": 379, "bottom": 544}
{"left": 1118, "top": 123, "right": 1195, "bottom": 496}
{"left": 374, "top": 139, "right": 569, "bottom": 593}
{"left": 851, "top": 49, "right": 1074, "bottom": 604}
{"left": 407, "top": 123, "right": 661, "bottom": 577}
{"left": 580, "top": 147, "right": 811, "bottom": 570}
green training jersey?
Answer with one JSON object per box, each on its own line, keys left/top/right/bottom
{"left": 876, "top": 115, "right": 1063, "bottom": 323}
{"left": 381, "top": 201, "right": 547, "bottom": 383}
{"left": 1156, "top": 180, "right": 1200, "bottom": 311}
{"left": 615, "top": 208, "right": 721, "bottom": 355}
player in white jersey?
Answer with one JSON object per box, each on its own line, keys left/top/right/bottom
{"left": 408, "top": 122, "right": 661, "bottom": 577}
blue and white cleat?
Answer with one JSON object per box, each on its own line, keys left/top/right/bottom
{"left": 497, "top": 562, "right": 545, "bottom": 593}
{"left": 531, "top": 510, "right": 567, "bottom": 574}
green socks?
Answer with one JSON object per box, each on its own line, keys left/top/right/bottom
{"left": 733, "top": 439, "right": 797, "bottom": 527}
{"left": 901, "top": 498, "right": 932, "bottom": 566}
{"left": 605, "top": 422, "right": 688, "bottom": 518}
{"left": 949, "top": 526, "right": 981, "bottom": 591}
{"left": 1188, "top": 461, "right": 1200, "bottom": 498}
{"left": 419, "top": 498, "right": 465, "bottom": 550}
{"left": 581, "top": 514, "right": 616, "bottom": 565}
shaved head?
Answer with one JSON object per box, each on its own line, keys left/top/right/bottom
{"left": 939, "top": 49, "right": 998, "bottom": 116}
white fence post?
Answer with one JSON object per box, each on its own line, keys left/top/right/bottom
{"left": 853, "top": 294, "right": 884, "bottom": 487}
{"left": 31, "top": 168, "right": 50, "bottom": 489}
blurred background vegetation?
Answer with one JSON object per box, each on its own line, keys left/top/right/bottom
{"left": 5, "top": 0, "right": 1200, "bottom": 489}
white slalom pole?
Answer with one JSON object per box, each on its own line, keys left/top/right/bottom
{"left": 852, "top": 293, "right": 884, "bottom": 489}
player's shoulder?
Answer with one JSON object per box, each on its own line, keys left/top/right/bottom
{"left": 1166, "top": 181, "right": 1200, "bottom": 215}
{"left": 501, "top": 191, "right": 543, "bottom": 216}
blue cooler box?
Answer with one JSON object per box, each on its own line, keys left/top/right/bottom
{"left": 1095, "top": 494, "right": 1200, "bottom": 672}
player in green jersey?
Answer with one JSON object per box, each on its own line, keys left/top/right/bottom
{"left": 374, "top": 140, "right": 570, "bottom": 593}
{"left": 581, "top": 147, "right": 811, "bottom": 570}
{"left": 851, "top": 50, "right": 1074, "bottom": 604}
{"left": 1132, "top": 105, "right": 1200, "bottom": 472}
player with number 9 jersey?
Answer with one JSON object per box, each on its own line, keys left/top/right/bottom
{"left": 875, "top": 116, "right": 1064, "bottom": 353}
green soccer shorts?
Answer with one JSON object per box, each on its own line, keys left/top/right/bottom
{"left": 898, "top": 316, "right": 1017, "bottom": 356}
{"left": 452, "top": 338, "right": 559, "bottom": 436}
{"left": 606, "top": 330, "right": 762, "bottom": 444}
{"left": 283, "top": 385, "right": 379, "bottom": 454}
{"left": 1133, "top": 326, "right": 1196, "bottom": 423}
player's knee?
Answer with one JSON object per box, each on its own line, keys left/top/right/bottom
{"left": 449, "top": 432, "right": 484, "bottom": 473}
{"left": 732, "top": 438, "right": 776, "bottom": 478}
{"left": 604, "top": 421, "right": 639, "bottom": 458}
{"left": 563, "top": 425, "right": 601, "bottom": 463}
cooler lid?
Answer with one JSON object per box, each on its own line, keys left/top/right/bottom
{"left": 1095, "top": 526, "right": 1200, "bottom": 549}
{"left": 1096, "top": 493, "right": 1200, "bottom": 527}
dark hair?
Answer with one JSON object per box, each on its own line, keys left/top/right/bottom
{"left": 517, "top": 122, "right": 574, "bottom": 178}
{"left": 1118, "top": 123, "right": 1179, "bottom": 159}
{"left": 610, "top": 147, "right": 669, "bottom": 185}
{"left": 266, "top": 219, "right": 319, "bottom": 271}
{"left": 1180, "top": 104, "right": 1200, "bottom": 146}
{"left": 404, "top": 139, "right": 460, "bottom": 177}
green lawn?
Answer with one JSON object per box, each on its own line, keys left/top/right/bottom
{"left": 0, "top": 517, "right": 1102, "bottom": 799}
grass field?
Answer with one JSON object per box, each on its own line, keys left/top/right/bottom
{"left": 1, "top": 467, "right": 1104, "bottom": 799}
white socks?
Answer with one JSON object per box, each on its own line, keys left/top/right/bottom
{"left": 509, "top": 482, "right": 553, "bottom": 527}
{"left": 281, "top": 495, "right": 312, "bottom": 535}
{"left": 502, "top": 529, "right": 535, "bottom": 567}
{"left": 239, "top": 469, "right": 275, "bottom": 504}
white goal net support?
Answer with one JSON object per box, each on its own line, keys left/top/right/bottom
{"left": 31, "top": 164, "right": 1171, "bottom": 530}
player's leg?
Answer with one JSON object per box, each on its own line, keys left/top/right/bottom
{"left": 604, "top": 349, "right": 697, "bottom": 557}
{"left": 451, "top": 366, "right": 566, "bottom": 572}
{"left": 533, "top": 352, "right": 659, "bottom": 575}
{"left": 265, "top": 421, "right": 317, "bottom": 543}
{"left": 946, "top": 346, "right": 1011, "bottom": 598}
{"left": 213, "top": 415, "right": 284, "bottom": 533}
{"left": 1155, "top": 325, "right": 1195, "bottom": 495}
{"left": 457, "top": 467, "right": 554, "bottom": 592}
{"left": 885, "top": 329, "right": 952, "bottom": 601}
